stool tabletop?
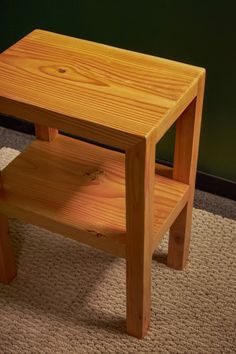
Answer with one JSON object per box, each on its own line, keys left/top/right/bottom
{"left": 0, "top": 29, "right": 204, "bottom": 149}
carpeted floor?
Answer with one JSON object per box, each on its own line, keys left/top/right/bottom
{"left": 0, "top": 127, "right": 235, "bottom": 353}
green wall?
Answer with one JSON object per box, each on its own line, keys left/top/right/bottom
{"left": 1, "top": 0, "right": 235, "bottom": 181}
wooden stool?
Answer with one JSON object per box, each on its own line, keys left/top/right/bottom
{"left": 0, "top": 30, "right": 205, "bottom": 338}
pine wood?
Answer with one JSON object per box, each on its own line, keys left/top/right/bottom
{"left": 35, "top": 124, "right": 58, "bottom": 141}
{"left": 0, "top": 214, "right": 16, "bottom": 284}
{"left": 0, "top": 29, "right": 204, "bottom": 150}
{"left": 126, "top": 138, "right": 155, "bottom": 338}
{"left": 0, "top": 135, "right": 188, "bottom": 259}
{"left": 0, "top": 172, "right": 16, "bottom": 284}
{"left": 0, "top": 30, "right": 205, "bottom": 337}
{"left": 167, "top": 73, "right": 205, "bottom": 269}
{"left": 152, "top": 176, "right": 190, "bottom": 254}
{"left": 155, "top": 163, "right": 173, "bottom": 179}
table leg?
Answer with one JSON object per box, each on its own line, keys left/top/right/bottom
{"left": 35, "top": 124, "right": 58, "bottom": 141}
{"left": 0, "top": 212, "right": 16, "bottom": 284}
{"left": 125, "top": 138, "right": 155, "bottom": 338}
{"left": 0, "top": 171, "right": 16, "bottom": 283}
{"left": 167, "top": 73, "right": 205, "bottom": 269}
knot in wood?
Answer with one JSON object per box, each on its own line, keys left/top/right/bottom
{"left": 84, "top": 169, "right": 104, "bottom": 181}
{"left": 58, "top": 68, "right": 66, "bottom": 73}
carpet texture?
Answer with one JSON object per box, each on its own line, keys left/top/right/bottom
{"left": 0, "top": 127, "right": 235, "bottom": 353}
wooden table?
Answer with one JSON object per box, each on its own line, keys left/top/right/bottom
{"left": 0, "top": 30, "right": 205, "bottom": 338}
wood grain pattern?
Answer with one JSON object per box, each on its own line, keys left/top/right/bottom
{"left": 167, "top": 72, "right": 205, "bottom": 269}
{"left": 0, "top": 29, "right": 205, "bottom": 149}
{"left": 0, "top": 135, "right": 188, "bottom": 258}
{"left": 152, "top": 177, "right": 190, "bottom": 253}
{"left": 125, "top": 138, "right": 155, "bottom": 338}
{"left": 35, "top": 124, "right": 58, "bottom": 141}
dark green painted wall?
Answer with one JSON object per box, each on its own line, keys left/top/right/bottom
{"left": 1, "top": 0, "right": 236, "bottom": 181}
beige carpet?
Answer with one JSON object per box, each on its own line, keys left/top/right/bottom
{"left": 0, "top": 130, "right": 236, "bottom": 353}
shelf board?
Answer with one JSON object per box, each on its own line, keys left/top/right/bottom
{"left": 0, "top": 134, "right": 189, "bottom": 257}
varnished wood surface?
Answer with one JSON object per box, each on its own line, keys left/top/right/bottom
{"left": 0, "top": 213, "right": 16, "bottom": 284}
{"left": 35, "top": 124, "right": 58, "bottom": 141}
{"left": 168, "top": 72, "right": 205, "bottom": 269}
{"left": 0, "top": 172, "right": 16, "bottom": 284}
{"left": 0, "top": 171, "right": 16, "bottom": 284}
{"left": 126, "top": 138, "right": 155, "bottom": 338}
{"left": 0, "top": 134, "right": 188, "bottom": 257}
{"left": 0, "top": 29, "right": 204, "bottom": 149}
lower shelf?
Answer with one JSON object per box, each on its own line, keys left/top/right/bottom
{"left": 0, "top": 134, "right": 189, "bottom": 257}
